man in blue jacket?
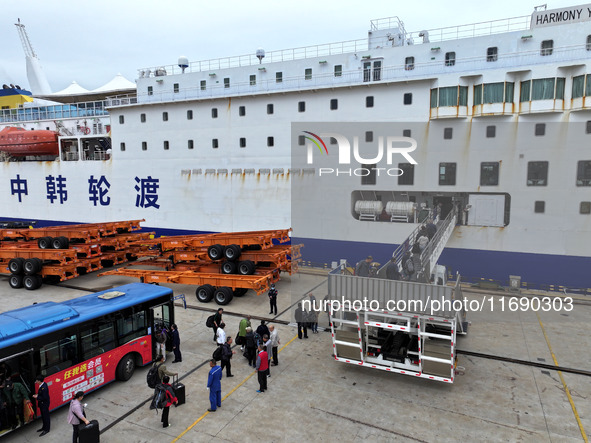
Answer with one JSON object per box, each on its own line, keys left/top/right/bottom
{"left": 207, "top": 359, "right": 222, "bottom": 412}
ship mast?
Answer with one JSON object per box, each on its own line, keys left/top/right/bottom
{"left": 14, "top": 18, "right": 52, "bottom": 95}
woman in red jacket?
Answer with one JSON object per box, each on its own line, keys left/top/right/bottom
{"left": 160, "top": 376, "right": 178, "bottom": 428}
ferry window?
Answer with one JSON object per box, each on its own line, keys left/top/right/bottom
{"left": 555, "top": 78, "right": 565, "bottom": 100}
{"left": 334, "top": 65, "right": 342, "bottom": 77}
{"left": 439, "top": 162, "right": 456, "bottom": 186}
{"left": 276, "top": 72, "right": 283, "bottom": 83}
{"left": 305, "top": 68, "right": 312, "bottom": 80}
{"left": 540, "top": 40, "right": 553, "bottom": 56}
{"left": 81, "top": 322, "right": 115, "bottom": 361}
{"left": 480, "top": 162, "right": 499, "bottom": 186}
{"left": 576, "top": 160, "right": 591, "bottom": 186}
{"left": 486, "top": 126, "right": 496, "bottom": 138}
{"left": 398, "top": 163, "right": 414, "bottom": 185}
{"left": 372, "top": 61, "right": 382, "bottom": 81}
{"left": 267, "top": 136, "right": 274, "bottom": 147}
{"left": 330, "top": 137, "right": 337, "bottom": 145}
{"left": 187, "top": 110, "right": 193, "bottom": 120}
{"left": 361, "top": 164, "right": 376, "bottom": 185}
{"left": 580, "top": 202, "right": 591, "bottom": 214}
{"left": 403, "top": 129, "right": 411, "bottom": 137}
{"left": 520, "top": 80, "right": 531, "bottom": 102}
{"left": 445, "top": 52, "right": 456, "bottom": 66}
{"left": 119, "top": 115, "right": 124, "bottom": 124}
{"left": 267, "top": 104, "right": 274, "bottom": 115}
{"left": 363, "top": 62, "right": 371, "bottom": 82}
{"left": 239, "top": 106, "right": 246, "bottom": 116}
{"left": 163, "top": 141, "right": 169, "bottom": 150}
{"left": 587, "top": 75, "right": 591, "bottom": 96}
{"left": 140, "top": 113, "right": 146, "bottom": 123}
{"left": 142, "top": 142, "right": 147, "bottom": 151}
{"left": 365, "top": 131, "right": 373, "bottom": 142}
{"left": 298, "top": 135, "right": 305, "bottom": 146}
{"left": 403, "top": 93, "right": 412, "bottom": 105}
{"left": 40, "top": 335, "right": 78, "bottom": 376}
{"left": 212, "top": 139, "right": 219, "bottom": 149}
{"left": 532, "top": 78, "right": 557, "bottom": 100}
{"left": 505, "top": 82, "right": 514, "bottom": 102}
{"left": 443, "top": 128, "right": 453, "bottom": 140}
{"left": 366, "top": 96, "right": 374, "bottom": 108}
{"left": 147, "top": 86, "right": 153, "bottom": 96}
{"left": 587, "top": 35, "right": 591, "bottom": 50}
{"left": 298, "top": 101, "right": 306, "bottom": 112}
{"left": 405, "top": 56, "right": 415, "bottom": 71}
{"left": 430, "top": 89, "right": 438, "bottom": 108}
{"left": 240, "top": 138, "right": 246, "bottom": 148}
{"left": 200, "top": 80, "right": 206, "bottom": 90}
{"left": 224, "top": 78, "right": 230, "bottom": 88}
{"left": 587, "top": 121, "right": 591, "bottom": 134}
{"left": 188, "top": 140, "right": 194, "bottom": 150}
{"left": 212, "top": 108, "right": 218, "bottom": 118}
{"left": 474, "top": 84, "right": 483, "bottom": 105}
{"left": 527, "top": 161, "right": 548, "bottom": 186}
{"left": 250, "top": 75, "right": 256, "bottom": 86}
{"left": 120, "top": 142, "right": 125, "bottom": 151}
{"left": 162, "top": 112, "right": 168, "bottom": 122}
{"left": 173, "top": 83, "right": 179, "bottom": 93}
{"left": 535, "top": 123, "right": 546, "bottom": 136}
{"left": 487, "top": 47, "right": 498, "bottom": 62}
{"left": 117, "top": 310, "right": 146, "bottom": 344}
{"left": 330, "top": 99, "right": 338, "bottom": 110}
{"left": 572, "top": 75, "right": 585, "bottom": 98}
{"left": 459, "top": 86, "right": 468, "bottom": 105}
{"left": 534, "top": 201, "right": 545, "bottom": 213}
{"left": 483, "top": 83, "right": 504, "bottom": 103}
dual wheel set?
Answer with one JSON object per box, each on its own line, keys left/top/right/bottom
{"left": 37, "top": 236, "right": 70, "bottom": 249}
{"left": 207, "top": 243, "right": 256, "bottom": 276}
{"left": 7, "top": 257, "right": 44, "bottom": 290}
{"left": 195, "top": 285, "right": 248, "bottom": 305}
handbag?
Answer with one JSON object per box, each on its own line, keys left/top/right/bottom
{"left": 235, "top": 332, "right": 243, "bottom": 346}
{"left": 23, "top": 399, "right": 35, "bottom": 423}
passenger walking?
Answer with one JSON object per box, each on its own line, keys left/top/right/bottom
{"left": 33, "top": 375, "right": 50, "bottom": 435}
{"left": 155, "top": 354, "right": 178, "bottom": 382}
{"left": 255, "top": 345, "right": 269, "bottom": 393}
{"left": 159, "top": 375, "right": 178, "bottom": 428}
{"left": 154, "top": 323, "right": 168, "bottom": 361}
{"left": 268, "top": 283, "right": 278, "bottom": 315}
{"left": 355, "top": 256, "right": 372, "bottom": 277}
{"left": 402, "top": 251, "right": 414, "bottom": 281}
{"left": 207, "top": 359, "right": 222, "bottom": 412}
{"left": 3, "top": 379, "right": 27, "bottom": 429}
{"left": 294, "top": 303, "right": 308, "bottom": 339}
{"left": 221, "top": 337, "right": 236, "bottom": 377}
{"left": 385, "top": 257, "right": 401, "bottom": 281}
{"left": 262, "top": 335, "right": 271, "bottom": 376}
{"left": 268, "top": 325, "right": 280, "bottom": 365}
{"left": 308, "top": 293, "right": 319, "bottom": 333}
{"left": 216, "top": 323, "right": 227, "bottom": 346}
{"left": 170, "top": 324, "right": 182, "bottom": 363}
{"left": 244, "top": 327, "right": 257, "bottom": 367}
{"left": 238, "top": 316, "right": 251, "bottom": 351}
{"left": 425, "top": 221, "right": 437, "bottom": 240}
{"left": 212, "top": 308, "right": 224, "bottom": 342}
{"left": 67, "top": 391, "right": 90, "bottom": 443}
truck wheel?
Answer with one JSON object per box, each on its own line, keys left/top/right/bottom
{"left": 8, "top": 258, "right": 25, "bottom": 274}
{"left": 214, "top": 287, "right": 234, "bottom": 305}
{"left": 224, "top": 244, "right": 241, "bottom": 261}
{"left": 207, "top": 244, "right": 225, "bottom": 261}
{"left": 23, "top": 275, "right": 42, "bottom": 290}
{"left": 238, "top": 260, "right": 256, "bottom": 275}
{"left": 221, "top": 261, "right": 237, "bottom": 274}
{"left": 38, "top": 236, "right": 53, "bottom": 249}
{"left": 51, "top": 236, "right": 67, "bottom": 249}
{"left": 24, "top": 258, "right": 42, "bottom": 275}
{"left": 196, "top": 284, "right": 214, "bottom": 303}
{"left": 9, "top": 274, "right": 23, "bottom": 289}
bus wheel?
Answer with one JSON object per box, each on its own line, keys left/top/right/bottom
{"left": 214, "top": 287, "right": 234, "bottom": 305}
{"left": 116, "top": 354, "right": 136, "bottom": 381}
{"left": 9, "top": 274, "right": 23, "bottom": 289}
{"left": 196, "top": 284, "right": 214, "bottom": 303}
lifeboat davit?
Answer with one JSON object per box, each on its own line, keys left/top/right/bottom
{"left": 0, "top": 126, "right": 59, "bottom": 156}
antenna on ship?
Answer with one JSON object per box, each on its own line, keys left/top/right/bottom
{"left": 14, "top": 18, "right": 52, "bottom": 95}
{"left": 256, "top": 48, "right": 265, "bottom": 64}
{"left": 178, "top": 56, "right": 189, "bottom": 74}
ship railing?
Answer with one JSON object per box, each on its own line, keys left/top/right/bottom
{"left": 138, "top": 15, "right": 531, "bottom": 76}
{"left": 119, "top": 43, "right": 589, "bottom": 107}
{"left": 0, "top": 100, "right": 110, "bottom": 124}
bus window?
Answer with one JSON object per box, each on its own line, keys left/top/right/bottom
{"left": 117, "top": 310, "right": 146, "bottom": 344}
{"left": 81, "top": 322, "right": 116, "bottom": 361}
{"left": 152, "top": 304, "right": 172, "bottom": 328}
{"left": 40, "top": 335, "right": 78, "bottom": 376}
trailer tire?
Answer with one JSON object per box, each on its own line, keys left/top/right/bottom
{"left": 116, "top": 354, "right": 136, "bottom": 381}
{"left": 214, "top": 287, "right": 234, "bottom": 305}
{"left": 238, "top": 260, "right": 256, "bottom": 275}
{"left": 9, "top": 274, "right": 23, "bottom": 289}
{"left": 224, "top": 244, "right": 241, "bottom": 261}
{"left": 221, "top": 261, "right": 237, "bottom": 274}
{"left": 24, "top": 258, "right": 42, "bottom": 275}
{"left": 8, "top": 258, "right": 25, "bottom": 274}
{"left": 207, "top": 244, "right": 225, "bottom": 261}
{"left": 233, "top": 288, "right": 248, "bottom": 297}
{"left": 196, "top": 284, "right": 214, "bottom": 303}
{"left": 38, "top": 236, "right": 53, "bottom": 249}
{"left": 101, "top": 259, "right": 114, "bottom": 268}
{"left": 23, "top": 275, "right": 42, "bottom": 290}
{"left": 52, "top": 236, "right": 68, "bottom": 249}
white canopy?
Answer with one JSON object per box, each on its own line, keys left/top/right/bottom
{"left": 52, "top": 81, "right": 90, "bottom": 96}
{"left": 92, "top": 73, "right": 136, "bottom": 93}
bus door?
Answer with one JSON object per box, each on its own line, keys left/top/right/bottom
{"left": 0, "top": 349, "right": 36, "bottom": 402}
{"left": 149, "top": 303, "right": 173, "bottom": 356}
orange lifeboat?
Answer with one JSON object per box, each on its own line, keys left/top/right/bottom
{"left": 0, "top": 126, "right": 59, "bottom": 156}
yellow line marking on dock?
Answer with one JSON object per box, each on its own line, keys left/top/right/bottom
{"left": 171, "top": 335, "right": 298, "bottom": 442}
{"left": 536, "top": 312, "right": 588, "bottom": 443}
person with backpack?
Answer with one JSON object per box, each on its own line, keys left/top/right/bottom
{"left": 67, "top": 391, "right": 90, "bottom": 443}
{"left": 237, "top": 316, "right": 251, "bottom": 352}
{"left": 212, "top": 308, "right": 223, "bottom": 342}
{"left": 221, "top": 336, "right": 236, "bottom": 377}
{"left": 206, "top": 359, "right": 222, "bottom": 412}
{"left": 157, "top": 376, "right": 178, "bottom": 428}
{"left": 268, "top": 283, "right": 278, "bottom": 315}
{"left": 170, "top": 323, "right": 182, "bottom": 363}
{"left": 154, "top": 323, "right": 168, "bottom": 362}
{"left": 244, "top": 327, "right": 257, "bottom": 367}
{"left": 148, "top": 355, "right": 177, "bottom": 391}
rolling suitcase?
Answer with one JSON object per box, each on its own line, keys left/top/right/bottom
{"left": 79, "top": 419, "right": 100, "bottom": 443}
{"left": 172, "top": 374, "right": 185, "bottom": 406}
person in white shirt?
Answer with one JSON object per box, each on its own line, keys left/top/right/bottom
{"left": 268, "top": 325, "right": 280, "bottom": 366}
{"left": 216, "top": 323, "right": 226, "bottom": 346}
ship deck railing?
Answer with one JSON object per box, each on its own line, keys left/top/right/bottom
{"left": 0, "top": 100, "right": 111, "bottom": 124}
{"left": 138, "top": 15, "right": 531, "bottom": 76}
{"left": 111, "top": 43, "right": 590, "bottom": 107}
